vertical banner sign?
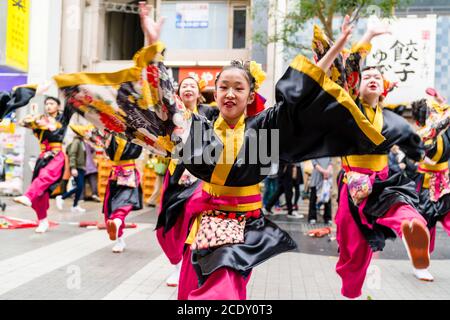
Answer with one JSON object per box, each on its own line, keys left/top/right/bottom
{"left": 6, "top": 0, "right": 30, "bottom": 71}
{"left": 366, "top": 16, "right": 436, "bottom": 104}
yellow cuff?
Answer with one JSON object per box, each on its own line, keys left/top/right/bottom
{"left": 133, "top": 41, "right": 166, "bottom": 68}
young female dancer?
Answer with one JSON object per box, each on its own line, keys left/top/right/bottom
{"left": 103, "top": 135, "right": 143, "bottom": 253}
{"left": 14, "top": 96, "right": 73, "bottom": 233}
{"left": 311, "top": 23, "right": 433, "bottom": 297}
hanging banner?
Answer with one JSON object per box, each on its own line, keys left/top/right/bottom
{"left": 366, "top": 16, "right": 436, "bottom": 104}
{"left": 176, "top": 3, "right": 209, "bottom": 29}
{"left": 179, "top": 66, "right": 222, "bottom": 88}
{"left": 5, "top": 0, "right": 30, "bottom": 71}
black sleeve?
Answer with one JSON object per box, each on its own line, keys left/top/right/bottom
{"left": 383, "top": 110, "right": 425, "bottom": 161}
{"left": 0, "top": 87, "right": 36, "bottom": 120}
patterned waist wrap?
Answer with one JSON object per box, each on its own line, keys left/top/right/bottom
{"left": 418, "top": 161, "right": 450, "bottom": 202}
{"left": 185, "top": 182, "right": 262, "bottom": 248}
{"left": 111, "top": 159, "right": 136, "bottom": 179}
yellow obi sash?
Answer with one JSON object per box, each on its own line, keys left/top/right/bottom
{"left": 418, "top": 161, "right": 449, "bottom": 189}
{"left": 342, "top": 154, "right": 389, "bottom": 172}
{"left": 110, "top": 159, "right": 136, "bottom": 182}
{"left": 40, "top": 142, "right": 62, "bottom": 153}
{"left": 418, "top": 161, "right": 449, "bottom": 173}
{"left": 186, "top": 184, "right": 263, "bottom": 246}
{"left": 202, "top": 182, "right": 262, "bottom": 212}
{"left": 111, "top": 159, "right": 136, "bottom": 168}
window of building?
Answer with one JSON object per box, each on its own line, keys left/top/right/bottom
{"left": 104, "top": 3, "right": 144, "bottom": 60}
{"left": 160, "top": 1, "right": 249, "bottom": 50}
{"left": 160, "top": 1, "right": 229, "bottom": 50}
{"left": 232, "top": 6, "right": 246, "bottom": 49}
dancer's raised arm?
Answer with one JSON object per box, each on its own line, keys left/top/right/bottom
{"left": 317, "top": 15, "right": 353, "bottom": 72}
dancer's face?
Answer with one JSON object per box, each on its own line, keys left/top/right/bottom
{"left": 360, "top": 68, "right": 384, "bottom": 103}
{"left": 214, "top": 69, "right": 254, "bottom": 125}
{"left": 179, "top": 78, "right": 200, "bottom": 109}
{"left": 45, "top": 99, "right": 59, "bottom": 116}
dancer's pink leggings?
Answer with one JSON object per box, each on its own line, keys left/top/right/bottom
{"left": 178, "top": 247, "right": 251, "bottom": 300}
{"left": 24, "top": 152, "right": 65, "bottom": 221}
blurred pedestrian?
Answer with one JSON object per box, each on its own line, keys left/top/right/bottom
{"left": 308, "top": 157, "right": 333, "bottom": 225}
{"left": 56, "top": 124, "right": 88, "bottom": 213}
{"left": 84, "top": 143, "right": 101, "bottom": 202}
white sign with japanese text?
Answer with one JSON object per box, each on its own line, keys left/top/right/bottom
{"left": 366, "top": 16, "right": 436, "bottom": 104}
{"left": 176, "top": 3, "right": 209, "bottom": 29}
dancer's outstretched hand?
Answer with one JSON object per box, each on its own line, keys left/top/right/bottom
{"left": 139, "top": 1, "right": 165, "bottom": 45}
{"left": 317, "top": 15, "right": 353, "bottom": 72}
{"left": 341, "top": 15, "right": 354, "bottom": 43}
{"left": 362, "top": 16, "right": 391, "bottom": 44}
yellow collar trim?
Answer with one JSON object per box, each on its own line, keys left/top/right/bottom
{"left": 113, "top": 137, "right": 127, "bottom": 162}
{"left": 362, "top": 103, "right": 383, "bottom": 134}
{"left": 431, "top": 135, "right": 444, "bottom": 163}
{"left": 210, "top": 114, "right": 246, "bottom": 185}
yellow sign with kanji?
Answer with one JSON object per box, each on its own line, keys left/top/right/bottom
{"left": 6, "top": 0, "right": 30, "bottom": 71}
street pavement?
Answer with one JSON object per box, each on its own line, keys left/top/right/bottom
{"left": 1, "top": 196, "right": 450, "bottom": 300}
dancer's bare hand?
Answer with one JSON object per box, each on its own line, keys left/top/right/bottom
{"left": 71, "top": 168, "right": 78, "bottom": 177}
{"left": 139, "top": 1, "right": 165, "bottom": 45}
{"left": 367, "top": 21, "right": 391, "bottom": 38}
{"left": 340, "top": 15, "right": 354, "bottom": 43}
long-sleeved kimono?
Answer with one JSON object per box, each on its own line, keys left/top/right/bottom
{"left": 103, "top": 135, "right": 143, "bottom": 238}
{"left": 174, "top": 68, "right": 385, "bottom": 298}
{"left": 53, "top": 41, "right": 386, "bottom": 300}
{"left": 311, "top": 24, "right": 430, "bottom": 298}
{"left": 334, "top": 101, "right": 428, "bottom": 299}
{"left": 20, "top": 106, "right": 74, "bottom": 221}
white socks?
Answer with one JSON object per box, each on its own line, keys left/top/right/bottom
{"left": 35, "top": 219, "right": 49, "bottom": 233}
{"left": 112, "top": 237, "right": 126, "bottom": 253}
{"left": 166, "top": 261, "right": 182, "bottom": 287}
{"left": 413, "top": 268, "right": 434, "bottom": 282}
{"left": 55, "top": 195, "right": 64, "bottom": 210}
{"left": 13, "top": 195, "right": 32, "bottom": 207}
